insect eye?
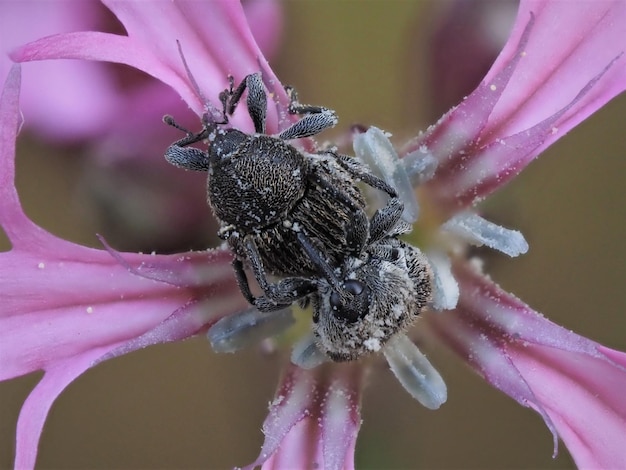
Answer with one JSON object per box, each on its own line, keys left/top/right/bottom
{"left": 329, "top": 280, "right": 369, "bottom": 323}
{"left": 344, "top": 279, "right": 364, "bottom": 296}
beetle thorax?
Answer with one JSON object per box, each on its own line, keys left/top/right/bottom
{"left": 207, "top": 134, "right": 309, "bottom": 231}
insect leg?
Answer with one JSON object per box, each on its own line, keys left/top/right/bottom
{"left": 277, "top": 85, "right": 337, "bottom": 140}
{"left": 285, "top": 85, "right": 329, "bottom": 116}
{"left": 254, "top": 277, "right": 318, "bottom": 313}
{"left": 368, "top": 198, "right": 407, "bottom": 244}
{"left": 334, "top": 153, "right": 398, "bottom": 198}
{"left": 232, "top": 258, "right": 256, "bottom": 305}
{"left": 162, "top": 115, "right": 211, "bottom": 171}
{"left": 278, "top": 112, "right": 337, "bottom": 141}
{"left": 164, "top": 145, "right": 210, "bottom": 171}
{"left": 222, "top": 73, "right": 267, "bottom": 134}
{"left": 295, "top": 232, "right": 344, "bottom": 294}
{"left": 244, "top": 73, "right": 267, "bottom": 134}
{"left": 163, "top": 115, "right": 209, "bottom": 146}
{"left": 242, "top": 237, "right": 316, "bottom": 309}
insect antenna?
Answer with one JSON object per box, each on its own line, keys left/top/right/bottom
{"left": 175, "top": 40, "right": 222, "bottom": 123}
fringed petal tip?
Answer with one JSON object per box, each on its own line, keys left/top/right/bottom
{"left": 425, "top": 258, "right": 626, "bottom": 466}
{"left": 246, "top": 365, "right": 362, "bottom": 470}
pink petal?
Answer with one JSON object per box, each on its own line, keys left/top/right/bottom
{"left": 3, "top": 0, "right": 283, "bottom": 142}
{"left": 14, "top": 350, "right": 109, "bottom": 470}
{"left": 248, "top": 364, "right": 362, "bottom": 470}
{"left": 0, "top": 66, "right": 244, "bottom": 469}
{"left": 11, "top": 0, "right": 286, "bottom": 132}
{"left": 0, "top": 243, "right": 236, "bottom": 379}
{"left": 0, "top": 0, "right": 120, "bottom": 140}
{"left": 0, "top": 65, "right": 29, "bottom": 237}
{"left": 513, "top": 346, "right": 626, "bottom": 468}
{"left": 424, "top": 259, "right": 626, "bottom": 467}
{"left": 244, "top": 0, "right": 284, "bottom": 59}
{"left": 12, "top": 286, "right": 246, "bottom": 470}
{"left": 413, "top": 0, "right": 626, "bottom": 213}
{"left": 485, "top": 0, "right": 626, "bottom": 143}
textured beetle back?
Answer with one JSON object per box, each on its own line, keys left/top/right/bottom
{"left": 227, "top": 152, "right": 368, "bottom": 277}
{"left": 208, "top": 135, "right": 308, "bottom": 231}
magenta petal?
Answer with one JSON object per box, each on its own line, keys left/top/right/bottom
{"left": 0, "top": 242, "right": 237, "bottom": 378}
{"left": 254, "top": 368, "right": 313, "bottom": 466}
{"left": 1, "top": 64, "right": 245, "bottom": 469}
{"left": 0, "top": 65, "right": 25, "bottom": 234}
{"left": 243, "top": 0, "right": 283, "bottom": 59}
{"left": 98, "top": 236, "right": 233, "bottom": 288}
{"left": 14, "top": 351, "right": 110, "bottom": 470}
{"left": 0, "top": 215, "right": 237, "bottom": 381}
{"left": 1, "top": 237, "right": 240, "bottom": 468}
{"left": 513, "top": 345, "right": 626, "bottom": 468}
{"left": 429, "top": 52, "right": 622, "bottom": 210}
{"left": 413, "top": 12, "right": 534, "bottom": 170}
{"left": 484, "top": 0, "right": 626, "bottom": 143}
{"left": 11, "top": 30, "right": 198, "bottom": 108}
{"left": 102, "top": 0, "right": 263, "bottom": 75}
{"left": 414, "top": 0, "right": 626, "bottom": 212}
{"left": 247, "top": 365, "right": 362, "bottom": 470}
{"left": 425, "top": 260, "right": 626, "bottom": 467}
{"left": 94, "top": 295, "right": 243, "bottom": 366}
{"left": 11, "top": 0, "right": 285, "bottom": 130}
{"left": 0, "top": 0, "right": 120, "bottom": 140}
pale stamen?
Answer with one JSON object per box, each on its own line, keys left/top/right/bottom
{"left": 383, "top": 334, "right": 447, "bottom": 410}
{"left": 207, "top": 307, "right": 294, "bottom": 353}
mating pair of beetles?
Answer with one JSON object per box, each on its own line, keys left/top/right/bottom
{"left": 164, "top": 72, "right": 432, "bottom": 362}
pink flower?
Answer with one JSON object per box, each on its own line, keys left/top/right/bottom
{"left": 2, "top": 0, "right": 625, "bottom": 469}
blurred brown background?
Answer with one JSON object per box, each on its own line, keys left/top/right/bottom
{"left": 1, "top": 1, "right": 625, "bottom": 468}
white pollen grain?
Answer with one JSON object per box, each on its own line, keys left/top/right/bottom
{"left": 37, "top": 262, "right": 45, "bottom": 269}
{"left": 363, "top": 338, "right": 381, "bottom": 352}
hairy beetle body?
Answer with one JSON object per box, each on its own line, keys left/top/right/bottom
{"left": 311, "top": 237, "right": 433, "bottom": 362}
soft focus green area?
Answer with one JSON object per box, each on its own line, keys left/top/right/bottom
{"left": 1, "top": 1, "right": 625, "bottom": 469}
